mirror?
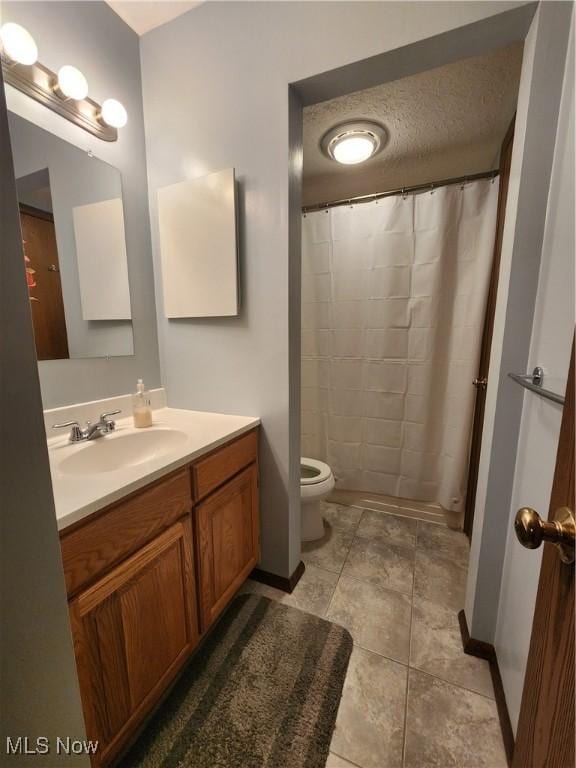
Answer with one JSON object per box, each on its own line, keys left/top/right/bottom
{"left": 7, "top": 111, "right": 134, "bottom": 360}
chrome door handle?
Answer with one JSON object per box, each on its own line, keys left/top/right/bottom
{"left": 514, "top": 506, "right": 575, "bottom": 564}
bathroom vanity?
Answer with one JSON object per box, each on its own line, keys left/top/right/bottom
{"left": 52, "top": 409, "right": 260, "bottom": 767}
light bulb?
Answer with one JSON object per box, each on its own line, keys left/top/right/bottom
{"left": 57, "top": 65, "right": 88, "bottom": 100}
{"left": 0, "top": 23, "right": 38, "bottom": 66}
{"left": 100, "top": 99, "right": 128, "bottom": 128}
{"left": 332, "top": 135, "right": 376, "bottom": 165}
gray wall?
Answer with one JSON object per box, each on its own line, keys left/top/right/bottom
{"left": 3, "top": 1, "right": 160, "bottom": 408}
{"left": 141, "top": 0, "right": 531, "bottom": 577}
{"left": 0, "top": 66, "right": 89, "bottom": 767}
{"left": 9, "top": 112, "right": 134, "bottom": 359}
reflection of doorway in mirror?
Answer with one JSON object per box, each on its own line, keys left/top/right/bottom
{"left": 19, "top": 205, "right": 70, "bottom": 361}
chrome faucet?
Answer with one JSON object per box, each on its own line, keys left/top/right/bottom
{"left": 52, "top": 410, "right": 121, "bottom": 443}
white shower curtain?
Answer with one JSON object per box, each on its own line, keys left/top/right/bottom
{"left": 301, "top": 178, "right": 499, "bottom": 512}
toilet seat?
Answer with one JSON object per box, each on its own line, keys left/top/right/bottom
{"left": 300, "top": 457, "right": 332, "bottom": 485}
{"left": 300, "top": 457, "right": 334, "bottom": 541}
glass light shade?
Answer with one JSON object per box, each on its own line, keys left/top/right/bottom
{"left": 57, "top": 65, "right": 88, "bottom": 100}
{"left": 332, "top": 134, "right": 377, "bottom": 165}
{"left": 100, "top": 99, "right": 128, "bottom": 128}
{"left": 0, "top": 23, "right": 38, "bottom": 65}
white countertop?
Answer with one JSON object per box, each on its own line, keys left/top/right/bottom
{"left": 49, "top": 407, "right": 260, "bottom": 531}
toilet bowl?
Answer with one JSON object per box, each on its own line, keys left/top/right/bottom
{"left": 300, "top": 457, "right": 335, "bottom": 542}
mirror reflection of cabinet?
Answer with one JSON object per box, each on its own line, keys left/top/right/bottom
{"left": 72, "top": 198, "right": 131, "bottom": 322}
{"left": 7, "top": 111, "right": 134, "bottom": 361}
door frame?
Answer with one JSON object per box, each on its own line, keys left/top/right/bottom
{"left": 464, "top": 118, "right": 515, "bottom": 538}
{"left": 19, "top": 201, "right": 55, "bottom": 223}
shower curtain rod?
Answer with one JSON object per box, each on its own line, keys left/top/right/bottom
{"left": 302, "top": 169, "right": 499, "bottom": 213}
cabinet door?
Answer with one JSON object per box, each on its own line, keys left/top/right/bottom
{"left": 195, "top": 463, "right": 259, "bottom": 630}
{"left": 69, "top": 518, "right": 199, "bottom": 767}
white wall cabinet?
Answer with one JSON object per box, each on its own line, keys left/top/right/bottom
{"left": 158, "top": 168, "right": 239, "bottom": 318}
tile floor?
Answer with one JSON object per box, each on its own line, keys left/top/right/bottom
{"left": 240, "top": 499, "right": 507, "bottom": 768}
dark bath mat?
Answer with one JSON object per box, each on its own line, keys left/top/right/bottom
{"left": 119, "top": 594, "right": 353, "bottom": 768}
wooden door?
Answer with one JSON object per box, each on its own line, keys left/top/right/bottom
{"left": 69, "top": 518, "right": 199, "bottom": 767}
{"left": 464, "top": 119, "right": 515, "bottom": 537}
{"left": 195, "top": 464, "right": 259, "bottom": 631}
{"left": 19, "top": 205, "right": 69, "bottom": 360}
{"left": 512, "top": 343, "right": 575, "bottom": 768}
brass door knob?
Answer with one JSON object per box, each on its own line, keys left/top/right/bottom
{"left": 514, "top": 506, "right": 575, "bottom": 564}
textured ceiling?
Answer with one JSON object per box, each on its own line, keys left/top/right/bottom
{"left": 303, "top": 44, "right": 523, "bottom": 206}
{"left": 105, "top": 1, "right": 202, "bottom": 35}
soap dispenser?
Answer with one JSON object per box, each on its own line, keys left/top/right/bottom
{"left": 132, "top": 379, "right": 152, "bottom": 428}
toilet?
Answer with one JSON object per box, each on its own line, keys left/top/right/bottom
{"left": 300, "top": 457, "right": 335, "bottom": 542}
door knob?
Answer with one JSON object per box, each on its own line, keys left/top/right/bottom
{"left": 514, "top": 506, "right": 575, "bottom": 564}
{"left": 473, "top": 377, "right": 488, "bottom": 389}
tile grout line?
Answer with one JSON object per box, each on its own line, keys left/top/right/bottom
{"left": 407, "top": 664, "right": 497, "bottom": 702}
{"left": 322, "top": 576, "right": 340, "bottom": 619}
{"left": 322, "top": 505, "right": 364, "bottom": 618}
{"left": 328, "top": 749, "right": 364, "bottom": 768}
{"left": 348, "top": 639, "right": 408, "bottom": 668}
{"left": 401, "top": 520, "right": 420, "bottom": 767}
{"left": 337, "top": 506, "right": 365, "bottom": 577}
{"left": 339, "top": 572, "right": 413, "bottom": 596}
{"left": 345, "top": 635, "right": 497, "bottom": 704}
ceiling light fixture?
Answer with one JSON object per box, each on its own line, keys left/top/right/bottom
{"left": 55, "top": 64, "right": 89, "bottom": 100}
{"left": 0, "top": 22, "right": 38, "bottom": 66}
{"left": 321, "top": 120, "right": 388, "bottom": 165}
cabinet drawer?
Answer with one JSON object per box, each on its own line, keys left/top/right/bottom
{"left": 61, "top": 469, "right": 192, "bottom": 597}
{"left": 192, "top": 429, "right": 258, "bottom": 501}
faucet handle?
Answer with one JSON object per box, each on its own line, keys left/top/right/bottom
{"left": 100, "top": 409, "right": 121, "bottom": 421}
{"left": 52, "top": 421, "right": 84, "bottom": 443}
{"left": 99, "top": 409, "right": 121, "bottom": 433}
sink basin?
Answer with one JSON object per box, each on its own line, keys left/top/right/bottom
{"left": 57, "top": 429, "right": 188, "bottom": 475}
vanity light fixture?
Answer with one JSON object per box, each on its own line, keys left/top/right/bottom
{"left": 0, "top": 22, "right": 38, "bottom": 66}
{"left": 321, "top": 120, "right": 388, "bottom": 165}
{"left": 55, "top": 64, "right": 89, "bottom": 100}
{"left": 0, "top": 23, "right": 126, "bottom": 142}
{"left": 99, "top": 98, "right": 128, "bottom": 129}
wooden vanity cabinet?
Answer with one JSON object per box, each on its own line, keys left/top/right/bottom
{"left": 69, "top": 518, "right": 198, "bottom": 766}
{"left": 59, "top": 427, "right": 259, "bottom": 767}
{"left": 195, "top": 463, "right": 259, "bottom": 630}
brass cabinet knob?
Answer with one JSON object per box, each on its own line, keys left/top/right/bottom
{"left": 514, "top": 506, "right": 575, "bottom": 564}
{"left": 473, "top": 377, "right": 488, "bottom": 389}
